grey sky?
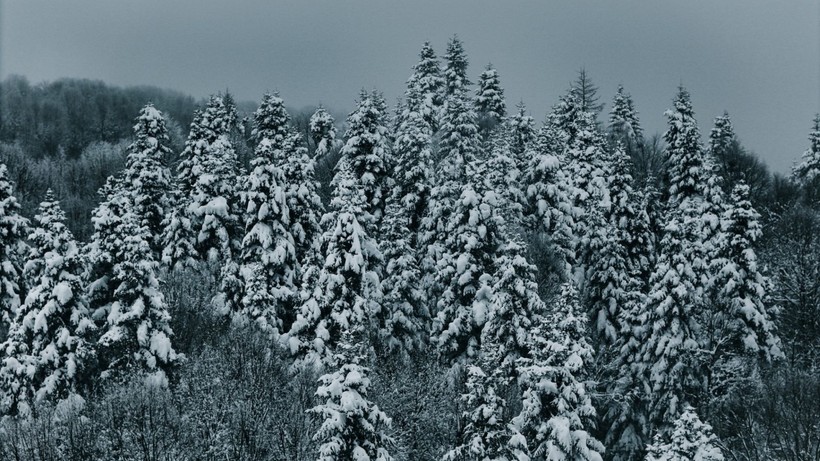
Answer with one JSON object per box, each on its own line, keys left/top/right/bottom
{"left": 2, "top": 0, "right": 818, "bottom": 173}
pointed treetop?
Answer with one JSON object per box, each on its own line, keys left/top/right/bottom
{"left": 252, "top": 92, "right": 291, "bottom": 145}
{"left": 474, "top": 63, "right": 506, "bottom": 124}
{"left": 792, "top": 113, "right": 820, "bottom": 185}
{"left": 608, "top": 84, "right": 643, "bottom": 144}
{"left": 571, "top": 67, "right": 604, "bottom": 115}
{"left": 444, "top": 35, "right": 471, "bottom": 95}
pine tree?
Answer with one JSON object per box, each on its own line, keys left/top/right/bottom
{"left": 432, "top": 185, "right": 504, "bottom": 363}
{"left": 707, "top": 182, "right": 780, "bottom": 359}
{"left": 571, "top": 68, "right": 604, "bottom": 116}
{"left": 0, "top": 164, "right": 29, "bottom": 333}
{"left": 122, "top": 104, "right": 174, "bottom": 253}
{"left": 310, "top": 106, "right": 338, "bottom": 158}
{"left": 792, "top": 114, "right": 820, "bottom": 203}
{"left": 708, "top": 112, "right": 734, "bottom": 163}
{"left": 645, "top": 406, "right": 724, "bottom": 461}
{"left": 481, "top": 133, "right": 526, "bottom": 229}
{"left": 310, "top": 331, "right": 395, "bottom": 461}
{"left": 405, "top": 41, "right": 445, "bottom": 131}
{"left": 337, "top": 91, "right": 393, "bottom": 228}
{"left": 508, "top": 102, "right": 537, "bottom": 165}
{"left": 286, "top": 163, "right": 382, "bottom": 365}
{"left": 444, "top": 361, "right": 529, "bottom": 461}
{"left": 238, "top": 122, "right": 297, "bottom": 334}
{"left": 475, "top": 63, "right": 507, "bottom": 128}
{"left": 444, "top": 36, "right": 471, "bottom": 96}
{"left": 0, "top": 191, "right": 91, "bottom": 416}
{"left": 391, "top": 103, "right": 434, "bottom": 235}
{"left": 608, "top": 85, "right": 643, "bottom": 148}
{"left": 514, "top": 283, "right": 604, "bottom": 461}
{"left": 664, "top": 87, "right": 706, "bottom": 205}
{"left": 483, "top": 239, "right": 544, "bottom": 376}
{"left": 93, "top": 192, "right": 177, "bottom": 379}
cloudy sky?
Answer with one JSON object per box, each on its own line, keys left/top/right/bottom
{"left": 2, "top": 0, "right": 818, "bottom": 172}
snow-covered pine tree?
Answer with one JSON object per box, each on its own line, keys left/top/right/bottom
{"left": 608, "top": 85, "right": 643, "bottom": 149}
{"left": 563, "top": 111, "right": 611, "bottom": 220}
{"left": 549, "top": 91, "right": 585, "bottom": 149}
{"left": 508, "top": 102, "right": 537, "bottom": 166}
{"left": 405, "top": 41, "right": 445, "bottom": 131}
{"left": 285, "top": 162, "right": 382, "bottom": 366}
{"left": 482, "top": 239, "right": 544, "bottom": 377}
{"left": 644, "top": 405, "right": 724, "bottom": 461}
{"left": 664, "top": 87, "right": 706, "bottom": 205}
{"left": 311, "top": 330, "right": 395, "bottom": 461}
{"left": 0, "top": 164, "right": 29, "bottom": 334}
{"left": 237, "top": 97, "right": 298, "bottom": 334}
{"left": 122, "top": 104, "right": 174, "bottom": 254}
{"left": 376, "top": 105, "right": 435, "bottom": 354}
{"left": 708, "top": 112, "right": 734, "bottom": 165}
{"left": 337, "top": 90, "right": 393, "bottom": 229}
{"left": 310, "top": 106, "right": 338, "bottom": 158}
{"left": 481, "top": 132, "right": 526, "bottom": 229}
{"left": 791, "top": 114, "right": 820, "bottom": 202}
{"left": 444, "top": 35, "right": 471, "bottom": 96}
{"left": 0, "top": 191, "right": 91, "bottom": 416}
{"left": 93, "top": 192, "right": 177, "bottom": 380}
{"left": 513, "top": 282, "right": 604, "bottom": 461}
{"left": 432, "top": 184, "right": 505, "bottom": 364}
{"left": 444, "top": 359, "right": 529, "bottom": 461}
{"left": 571, "top": 68, "right": 604, "bottom": 116}
{"left": 707, "top": 181, "right": 780, "bottom": 359}
{"left": 162, "top": 94, "right": 239, "bottom": 269}
{"left": 475, "top": 63, "right": 507, "bottom": 129}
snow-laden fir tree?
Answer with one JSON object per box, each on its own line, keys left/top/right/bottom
{"left": 707, "top": 181, "right": 780, "bottom": 359}
{"left": 337, "top": 90, "right": 393, "bottom": 229}
{"left": 508, "top": 102, "right": 537, "bottom": 166}
{"left": 122, "top": 103, "right": 174, "bottom": 254}
{"left": 89, "top": 191, "right": 177, "bottom": 379}
{"left": 549, "top": 91, "right": 585, "bottom": 148}
{"left": 162, "top": 95, "right": 239, "bottom": 269}
{"left": 0, "top": 164, "right": 29, "bottom": 333}
{"left": 608, "top": 85, "right": 643, "bottom": 148}
{"left": 791, "top": 114, "right": 820, "bottom": 202}
{"left": 310, "top": 106, "right": 338, "bottom": 158}
{"left": 444, "top": 355, "right": 529, "bottom": 461}
{"left": 513, "top": 282, "right": 604, "bottom": 461}
{"left": 0, "top": 191, "right": 91, "bottom": 416}
{"left": 475, "top": 63, "right": 507, "bottom": 129}
{"left": 563, "top": 111, "right": 611, "bottom": 220}
{"left": 644, "top": 406, "right": 724, "bottom": 461}
{"left": 237, "top": 96, "right": 298, "bottom": 334}
{"left": 664, "top": 87, "right": 706, "bottom": 205}
{"left": 405, "top": 41, "right": 445, "bottom": 131}
{"left": 286, "top": 162, "right": 382, "bottom": 366}
{"left": 444, "top": 35, "right": 471, "bottom": 96}
{"left": 520, "top": 123, "right": 577, "bottom": 273}
{"left": 481, "top": 132, "right": 525, "bottom": 229}
{"left": 376, "top": 107, "right": 435, "bottom": 354}
{"left": 482, "top": 239, "right": 544, "bottom": 377}
{"left": 708, "top": 112, "right": 734, "bottom": 164}
{"left": 431, "top": 185, "right": 505, "bottom": 364}
{"left": 310, "top": 329, "right": 395, "bottom": 461}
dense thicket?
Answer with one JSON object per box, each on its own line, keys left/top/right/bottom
{"left": 0, "top": 38, "right": 817, "bottom": 461}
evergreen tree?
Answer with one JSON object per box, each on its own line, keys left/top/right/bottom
{"left": 238, "top": 113, "right": 297, "bottom": 334}
{"left": 475, "top": 63, "right": 507, "bottom": 128}
{"left": 508, "top": 102, "right": 537, "bottom": 165}
{"left": 405, "top": 41, "right": 445, "bottom": 131}
{"left": 571, "top": 68, "right": 604, "bottom": 116}
{"left": 0, "top": 191, "right": 91, "bottom": 416}
{"left": 444, "top": 35, "right": 471, "bottom": 96}
{"left": 644, "top": 406, "right": 724, "bottom": 461}
{"left": 122, "top": 104, "right": 174, "bottom": 253}
{"left": 707, "top": 182, "right": 780, "bottom": 359}
{"left": 337, "top": 91, "right": 393, "bottom": 228}
{"left": 792, "top": 114, "right": 820, "bottom": 203}
{"left": 0, "top": 164, "right": 29, "bottom": 333}
{"left": 664, "top": 87, "right": 706, "bottom": 205}
{"left": 514, "top": 283, "right": 604, "bottom": 461}
{"left": 432, "top": 185, "right": 504, "bottom": 363}
{"left": 444, "top": 361, "right": 529, "bottom": 461}
{"left": 310, "top": 106, "right": 338, "bottom": 158}
{"left": 311, "top": 331, "right": 395, "bottom": 461}
{"left": 481, "top": 133, "right": 525, "bottom": 229}
{"left": 608, "top": 85, "right": 643, "bottom": 148}
{"left": 93, "top": 192, "right": 178, "bottom": 379}
{"left": 708, "top": 112, "right": 734, "bottom": 163}
{"left": 286, "top": 163, "right": 382, "bottom": 365}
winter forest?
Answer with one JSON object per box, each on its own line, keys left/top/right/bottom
{"left": 0, "top": 35, "right": 818, "bottom": 461}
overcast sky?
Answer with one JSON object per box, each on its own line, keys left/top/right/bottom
{"left": 2, "top": 0, "right": 818, "bottom": 172}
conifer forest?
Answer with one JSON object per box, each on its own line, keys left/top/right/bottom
{"left": 0, "top": 28, "right": 819, "bottom": 461}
